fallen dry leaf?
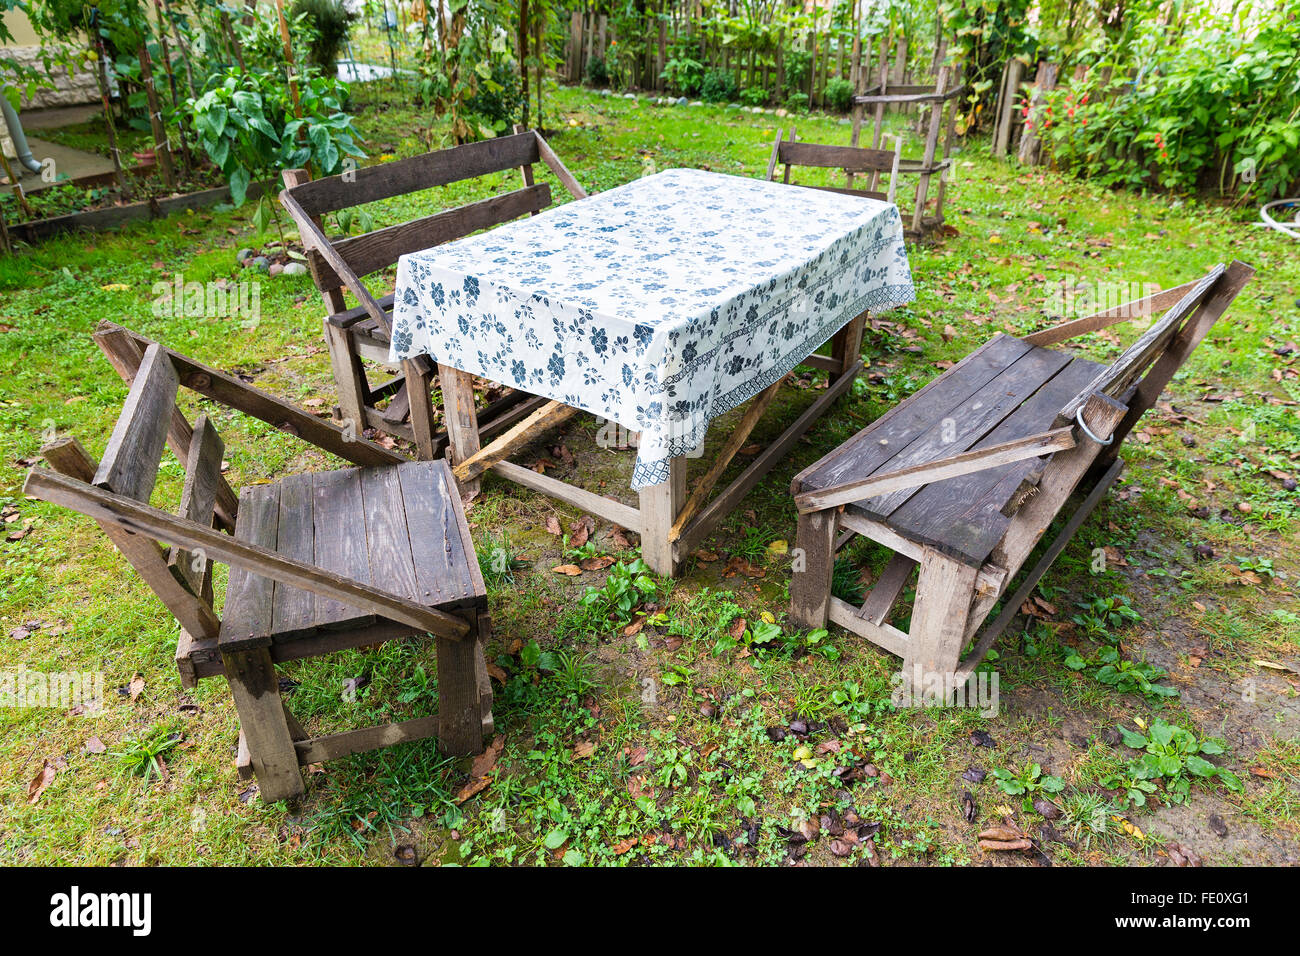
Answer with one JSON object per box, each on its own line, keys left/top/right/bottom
{"left": 551, "top": 564, "right": 583, "bottom": 576}
{"left": 128, "top": 674, "right": 146, "bottom": 701}
{"left": 28, "top": 760, "right": 56, "bottom": 804}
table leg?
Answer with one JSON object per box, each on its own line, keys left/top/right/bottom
{"left": 639, "top": 455, "right": 685, "bottom": 577}
{"left": 830, "top": 310, "right": 867, "bottom": 385}
{"left": 438, "top": 363, "right": 482, "bottom": 496}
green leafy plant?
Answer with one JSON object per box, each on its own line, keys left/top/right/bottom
{"left": 699, "top": 68, "right": 738, "bottom": 103}
{"left": 1065, "top": 645, "right": 1179, "bottom": 700}
{"left": 993, "top": 762, "right": 1065, "bottom": 811}
{"left": 824, "top": 76, "right": 855, "bottom": 112}
{"left": 1106, "top": 718, "right": 1243, "bottom": 807}
{"left": 572, "top": 559, "right": 658, "bottom": 632}
{"left": 112, "top": 723, "right": 182, "bottom": 781}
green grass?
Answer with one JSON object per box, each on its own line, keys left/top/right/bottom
{"left": 0, "top": 78, "right": 1297, "bottom": 867}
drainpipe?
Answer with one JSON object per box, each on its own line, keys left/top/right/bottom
{"left": 0, "top": 96, "right": 46, "bottom": 175}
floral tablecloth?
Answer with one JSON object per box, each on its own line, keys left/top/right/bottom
{"left": 391, "top": 167, "right": 915, "bottom": 488}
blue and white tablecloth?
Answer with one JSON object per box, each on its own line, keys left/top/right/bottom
{"left": 390, "top": 167, "right": 914, "bottom": 488}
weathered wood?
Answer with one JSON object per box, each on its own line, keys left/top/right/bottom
{"left": 222, "top": 647, "right": 304, "bottom": 802}
{"left": 39, "top": 438, "right": 221, "bottom": 640}
{"left": 220, "top": 482, "right": 280, "bottom": 650}
{"left": 402, "top": 359, "right": 438, "bottom": 461}
{"left": 306, "top": 184, "right": 552, "bottom": 288}
{"left": 668, "top": 380, "right": 782, "bottom": 543}
{"left": 857, "top": 552, "right": 916, "bottom": 626}
{"left": 97, "top": 323, "right": 404, "bottom": 469}
{"left": 93, "top": 343, "right": 179, "bottom": 503}
{"left": 270, "top": 472, "right": 316, "bottom": 638}
{"left": 830, "top": 311, "right": 867, "bottom": 382}
{"left": 453, "top": 400, "right": 580, "bottom": 483}
{"left": 827, "top": 597, "right": 909, "bottom": 657}
{"left": 23, "top": 468, "right": 472, "bottom": 642}
{"left": 674, "top": 361, "right": 862, "bottom": 559}
{"left": 640, "top": 455, "right": 685, "bottom": 575}
{"left": 902, "top": 547, "right": 977, "bottom": 692}
{"left": 1022, "top": 277, "right": 1203, "bottom": 346}
{"left": 795, "top": 427, "right": 1076, "bottom": 514}
{"left": 170, "top": 415, "right": 224, "bottom": 595}
{"left": 94, "top": 324, "right": 239, "bottom": 530}
{"left": 789, "top": 507, "right": 836, "bottom": 629}
{"left": 777, "top": 140, "right": 900, "bottom": 173}
{"left": 439, "top": 363, "right": 483, "bottom": 496}
{"left": 1058, "top": 266, "right": 1223, "bottom": 422}
{"left": 294, "top": 715, "right": 440, "bottom": 765}
{"left": 490, "top": 460, "right": 643, "bottom": 532}
{"left": 954, "top": 459, "right": 1125, "bottom": 684}
{"left": 532, "top": 129, "right": 589, "bottom": 200}
{"left": 283, "top": 131, "right": 541, "bottom": 215}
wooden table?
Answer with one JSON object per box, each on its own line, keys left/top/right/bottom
{"left": 389, "top": 168, "right": 915, "bottom": 575}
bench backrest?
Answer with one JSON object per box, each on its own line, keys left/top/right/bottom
{"left": 279, "top": 129, "right": 587, "bottom": 333}
{"left": 1055, "top": 261, "right": 1254, "bottom": 444}
{"left": 766, "top": 128, "right": 900, "bottom": 203}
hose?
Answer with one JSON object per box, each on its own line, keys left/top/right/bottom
{"left": 1261, "top": 198, "right": 1300, "bottom": 240}
{"left": 0, "top": 95, "right": 45, "bottom": 175}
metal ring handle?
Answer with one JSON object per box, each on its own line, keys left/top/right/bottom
{"left": 1076, "top": 407, "right": 1115, "bottom": 445}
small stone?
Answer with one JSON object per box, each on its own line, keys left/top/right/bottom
{"left": 282, "top": 261, "right": 308, "bottom": 276}
{"left": 236, "top": 247, "right": 255, "bottom": 262}
{"left": 1208, "top": 813, "right": 1229, "bottom": 838}
{"left": 675, "top": 96, "right": 688, "bottom": 106}
{"left": 269, "top": 262, "right": 284, "bottom": 276}
{"left": 1284, "top": 478, "right": 1298, "bottom": 492}
{"left": 623, "top": 93, "right": 636, "bottom": 99}
{"left": 251, "top": 256, "right": 271, "bottom": 273}
{"left": 689, "top": 100, "right": 703, "bottom": 106}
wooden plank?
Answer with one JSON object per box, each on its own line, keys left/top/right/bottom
{"left": 23, "top": 468, "right": 472, "bottom": 641}
{"left": 902, "top": 548, "right": 978, "bottom": 687}
{"left": 668, "top": 380, "right": 782, "bottom": 543}
{"left": 93, "top": 325, "right": 238, "bottom": 529}
{"left": 954, "top": 459, "right": 1125, "bottom": 684}
{"left": 361, "top": 466, "right": 422, "bottom": 604}
{"left": 827, "top": 597, "right": 909, "bottom": 657}
{"left": 789, "top": 507, "right": 836, "bottom": 629}
{"left": 309, "top": 184, "right": 552, "bottom": 287}
{"left": 310, "top": 468, "right": 369, "bottom": 627}
{"left": 1099, "top": 260, "right": 1254, "bottom": 460}
{"left": 853, "top": 344, "right": 1071, "bottom": 520}
{"left": 1022, "top": 277, "right": 1202, "bottom": 346}
{"left": 765, "top": 129, "right": 783, "bottom": 181}
{"left": 778, "top": 140, "right": 899, "bottom": 173}
{"left": 675, "top": 361, "right": 862, "bottom": 559}
{"left": 532, "top": 129, "right": 589, "bottom": 200}
{"left": 888, "top": 356, "right": 1105, "bottom": 565}
{"left": 270, "top": 473, "right": 316, "bottom": 638}
{"left": 857, "top": 552, "right": 916, "bottom": 626}
{"left": 97, "top": 323, "right": 405, "bottom": 468}
{"left": 399, "top": 459, "right": 481, "bottom": 609}
{"left": 453, "top": 399, "right": 580, "bottom": 483}
{"left": 640, "top": 455, "right": 685, "bottom": 576}
{"left": 793, "top": 335, "right": 1030, "bottom": 493}
{"left": 797, "top": 428, "right": 1075, "bottom": 514}
{"left": 489, "top": 460, "right": 643, "bottom": 532}
{"left": 1057, "top": 266, "right": 1222, "bottom": 423}
{"left": 93, "top": 343, "right": 179, "bottom": 502}
{"left": 169, "top": 414, "right": 224, "bottom": 595}
{"left": 38, "top": 437, "right": 221, "bottom": 639}
{"left": 282, "top": 131, "right": 541, "bottom": 215}
{"left": 222, "top": 647, "right": 304, "bottom": 802}
{"left": 293, "top": 715, "right": 440, "bottom": 765}
{"left": 220, "top": 483, "right": 280, "bottom": 650}
{"left": 439, "top": 363, "right": 483, "bottom": 495}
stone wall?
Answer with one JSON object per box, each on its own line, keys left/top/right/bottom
{"left": 8, "top": 45, "right": 100, "bottom": 108}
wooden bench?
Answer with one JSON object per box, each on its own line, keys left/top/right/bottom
{"left": 23, "top": 322, "right": 493, "bottom": 803}
{"left": 789, "top": 262, "right": 1253, "bottom": 691}
{"left": 278, "top": 128, "right": 588, "bottom": 459}
{"left": 765, "top": 128, "right": 901, "bottom": 204}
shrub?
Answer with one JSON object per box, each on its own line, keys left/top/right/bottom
{"left": 660, "top": 54, "right": 704, "bottom": 97}
{"left": 783, "top": 91, "right": 809, "bottom": 114}
{"left": 292, "top": 0, "right": 354, "bottom": 77}
{"left": 740, "top": 85, "right": 769, "bottom": 107}
{"left": 824, "top": 76, "right": 855, "bottom": 112}
{"left": 700, "top": 68, "right": 738, "bottom": 103}
{"left": 466, "top": 60, "right": 525, "bottom": 134}
{"left": 584, "top": 54, "right": 609, "bottom": 87}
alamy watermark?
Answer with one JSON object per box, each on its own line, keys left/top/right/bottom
{"left": 152, "top": 273, "right": 262, "bottom": 328}
{"left": 0, "top": 666, "right": 103, "bottom": 710}
{"left": 891, "top": 665, "right": 1000, "bottom": 717}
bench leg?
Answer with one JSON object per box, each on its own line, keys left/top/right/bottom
{"left": 902, "top": 547, "right": 978, "bottom": 695}
{"left": 639, "top": 455, "right": 685, "bottom": 577}
{"left": 437, "top": 617, "right": 487, "bottom": 756}
{"left": 789, "top": 508, "right": 837, "bottom": 629}
{"left": 439, "top": 363, "right": 482, "bottom": 497}
{"left": 324, "top": 321, "right": 368, "bottom": 438}
{"left": 222, "top": 648, "right": 304, "bottom": 803}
